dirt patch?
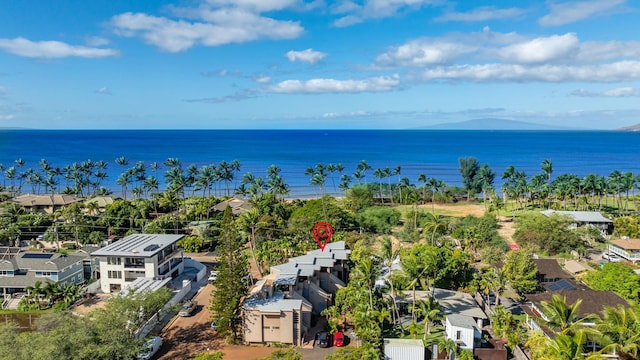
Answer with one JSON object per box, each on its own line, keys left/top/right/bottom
{"left": 425, "top": 202, "right": 486, "bottom": 217}
{"left": 497, "top": 216, "right": 517, "bottom": 245}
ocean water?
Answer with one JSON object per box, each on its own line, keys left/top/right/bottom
{"left": 0, "top": 129, "right": 638, "bottom": 198}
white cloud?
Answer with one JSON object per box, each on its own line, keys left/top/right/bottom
{"left": 96, "top": 86, "right": 111, "bottom": 95}
{"left": 268, "top": 75, "right": 400, "bottom": 93}
{"left": 205, "top": 0, "right": 298, "bottom": 12}
{"left": 333, "top": 15, "right": 363, "bottom": 27}
{"left": 418, "top": 61, "right": 640, "bottom": 82}
{"left": 376, "top": 39, "right": 478, "bottom": 66}
{"left": 0, "top": 37, "right": 119, "bottom": 58}
{"left": 286, "top": 49, "right": 327, "bottom": 64}
{"left": 332, "top": 0, "right": 442, "bottom": 27}
{"left": 254, "top": 75, "right": 271, "bottom": 83}
{"left": 85, "top": 36, "right": 110, "bottom": 47}
{"left": 571, "top": 86, "right": 640, "bottom": 97}
{"left": 539, "top": 0, "right": 627, "bottom": 27}
{"left": 497, "top": 33, "right": 580, "bottom": 64}
{"left": 577, "top": 41, "right": 640, "bottom": 63}
{"left": 111, "top": 10, "right": 303, "bottom": 52}
{"left": 435, "top": 6, "right": 526, "bottom": 22}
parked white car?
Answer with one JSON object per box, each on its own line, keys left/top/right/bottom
{"left": 602, "top": 253, "right": 621, "bottom": 262}
{"left": 137, "top": 336, "right": 162, "bottom": 360}
{"left": 208, "top": 271, "right": 218, "bottom": 282}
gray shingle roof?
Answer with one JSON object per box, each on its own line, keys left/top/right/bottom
{"left": 447, "top": 313, "right": 480, "bottom": 329}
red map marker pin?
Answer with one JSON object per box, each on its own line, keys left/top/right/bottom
{"left": 312, "top": 222, "right": 333, "bottom": 251}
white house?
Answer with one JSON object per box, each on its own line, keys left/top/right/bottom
{"left": 445, "top": 313, "right": 481, "bottom": 350}
{"left": 608, "top": 238, "right": 640, "bottom": 263}
{"left": 92, "top": 234, "right": 184, "bottom": 293}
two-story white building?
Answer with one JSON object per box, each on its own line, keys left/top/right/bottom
{"left": 608, "top": 238, "right": 640, "bottom": 263}
{"left": 92, "top": 234, "right": 184, "bottom": 293}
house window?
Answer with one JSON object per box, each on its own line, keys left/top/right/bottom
{"left": 107, "top": 257, "right": 121, "bottom": 265}
{"left": 108, "top": 271, "right": 122, "bottom": 279}
{"left": 36, "top": 271, "right": 53, "bottom": 278}
{"left": 456, "top": 330, "right": 462, "bottom": 340}
{"left": 0, "top": 271, "right": 12, "bottom": 277}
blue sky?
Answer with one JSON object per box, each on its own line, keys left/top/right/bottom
{"left": 0, "top": 0, "right": 639, "bottom": 129}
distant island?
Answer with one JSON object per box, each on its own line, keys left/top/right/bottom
{"left": 422, "top": 118, "right": 581, "bottom": 130}
{"left": 617, "top": 123, "right": 640, "bottom": 131}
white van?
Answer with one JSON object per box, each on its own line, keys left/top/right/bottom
{"left": 137, "top": 336, "right": 162, "bottom": 360}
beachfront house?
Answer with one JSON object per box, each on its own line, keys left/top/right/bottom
{"left": 0, "top": 251, "right": 87, "bottom": 299}
{"left": 92, "top": 234, "right": 184, "bottom": 293}
{"left": 541, "top": 210, "right": 613, "bottom": 236}
{"left": 242, "top": 241, "right": 350, "bottom": 346}
{"left": 608, "top": 238, "right": 640, "bottom": 263}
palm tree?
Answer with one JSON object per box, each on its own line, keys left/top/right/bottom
{"left": 426, "top": 177, "right": 445, "bottom": 213}
{"left": 415, "top": 297, "right": 442, "bottom": 337}
{"left": 423, "top": 213, "right": 447, "bottom": 246}
{"left": 373, "top": 306, "right": 392, "bottom": 334}
{"left": 352, "top": 257, "right": 379, "bottom": 310}
{"left": 238, "top": 208, "right": 266, "bottom": 276}
{"left": 338, "top": 174, "right": 351, "bottom": 195}
{"left": 476, "top": 164, "right": 495, "bottom": 210}
{"left": 437, "top": 337, "right": 457, "bottom": 360}
{"left": 597, "top": 305, "right": 640, "bottom": 358}
{"left": 115, "top": 156, "right": 129, "bottom": 177}
{"left": 541, "top": 159, "right": 553, "bottom": 207}
{"left": 357, "top": 160, "right": 372, "bottom": 184}
{"left": 393, "top": 166, "right": 402, "bottom": 204}
{"left": 380, "top": 236, "right": 400, "bottom": 323}
{"left": 25, "top": 280, "right": 44, "bottom": 309}
{"left": 373, "top": 168, "right": 385, "bottom": 203}
{"left": 539, "top": 294, "right": 598, "bottom": 335}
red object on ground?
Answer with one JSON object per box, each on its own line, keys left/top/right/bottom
{"left": 508, "top": 243, "right": 520, "bottom": 250}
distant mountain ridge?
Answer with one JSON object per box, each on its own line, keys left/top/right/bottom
{"left": 617, "top": 123, "right": 640, "bottom": 131}
{"left": 423, "top": 118, "right": 579, "bottom": 130}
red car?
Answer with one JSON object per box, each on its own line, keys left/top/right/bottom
{"left": 333, "top": 332, "right": 345, "bottom": 347}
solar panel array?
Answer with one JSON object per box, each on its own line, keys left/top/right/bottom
{"left": 22, "top": 253, "right": 54, "bottom": 259}
{"left": 547, "top": 279, "right": 576, "bottom": 291}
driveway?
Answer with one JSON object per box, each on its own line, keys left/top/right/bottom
{"left": 156, "top": 283, "right": 217, "bottom": 359}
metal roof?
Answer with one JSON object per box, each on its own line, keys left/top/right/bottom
{"left": 243, "top": 292, "right": 303, "bottom": 312}
{"left": 541, "top": 210, "right": 612, "bottom": 223}
{"left": 91, "top": 234, "right": 183, "bottom": 257}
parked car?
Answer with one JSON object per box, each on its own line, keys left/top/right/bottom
{"left": 178, "top": 300, "right": 196, "bottom": 317}
{"left": 333, "top": 331, "right": 345, "bottom": 347}
{"left": 137, "top": 336, "right": 162, "bottom": 360}
{"left": 602, "top": 253, "right": 621, "bottom": 262}
{"left": 208, "top": 271, "right": 218, "bottom": 282}
{"left": 316, "top": 332, "right": 331, "bottom": 348}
